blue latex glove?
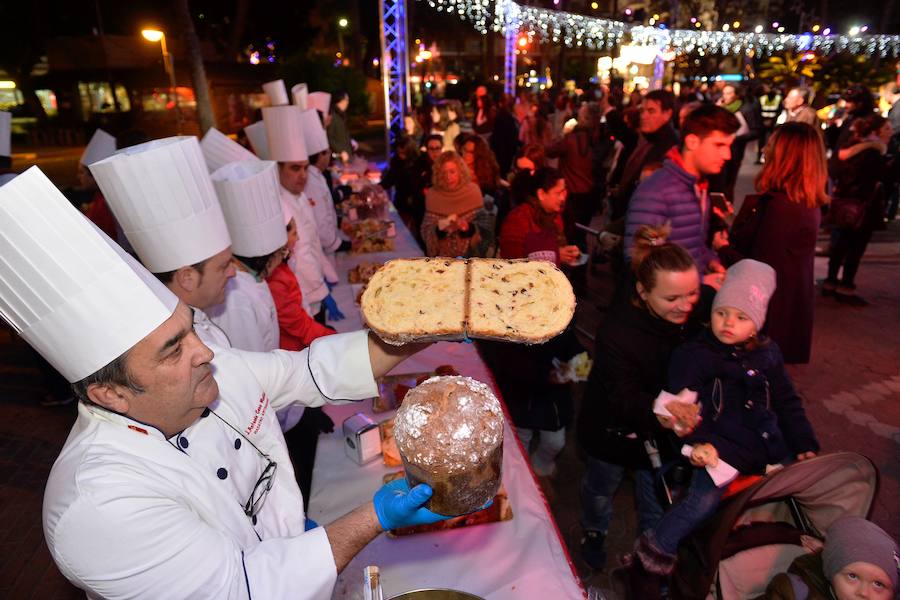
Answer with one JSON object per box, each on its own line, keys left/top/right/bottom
{"left": 322, "top": 294, "right": 345, "bottom": 321}
{"left": 326, "top": 280, "right": 338, "bottom": 292}
{"left": 373, "top": 480, "right": 447, "bottom": 530}
{"left": 304, "top": 517, "right": 319, "bottom": 531}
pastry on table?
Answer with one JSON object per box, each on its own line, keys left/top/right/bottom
{"left": 393, "top": 376, "right": 504, "bottom": 516}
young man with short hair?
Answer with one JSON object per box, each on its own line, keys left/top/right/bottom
{"left": 625, "top": 104, "right": 739, "bottom": 273}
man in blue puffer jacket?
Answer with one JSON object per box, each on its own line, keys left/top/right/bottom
{"left": 626, "top": 104, "right": 739, "bottom": 273}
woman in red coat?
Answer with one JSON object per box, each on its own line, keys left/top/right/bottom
{"left": 483, "top": 168, "right": 584, "bottom": 478}
{"left": 714, "top": 122, "right": 828, "bottom": 364}
{"left": 266, "top": 216, "right": 334, "bottom": 351}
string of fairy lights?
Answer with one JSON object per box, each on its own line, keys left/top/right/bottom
{"left": 420, "top": 0, "right": 900, "bottom": 57}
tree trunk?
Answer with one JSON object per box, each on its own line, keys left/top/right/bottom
{"left": 227, "top": 0, "right": 250, "bottom": 61}
{"left": 881, "top": 0, "right": 897, "bottom": 35}
{"left": 173, "top": 0, "right": 216, "bottom": 133}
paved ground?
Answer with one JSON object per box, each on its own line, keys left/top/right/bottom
{"left": 1, "top": 145, "right": 898, "bottom": 598}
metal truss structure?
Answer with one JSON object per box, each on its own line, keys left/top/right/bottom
{"left": 379, "top": 0, "right": 411, "bottom": 152}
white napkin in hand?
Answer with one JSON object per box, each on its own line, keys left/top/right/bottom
{"left": 653, "top": 388, "right": 699, "bottom": 433}
{"left": 681, "top": 445, "right": 739, "bottom": 487}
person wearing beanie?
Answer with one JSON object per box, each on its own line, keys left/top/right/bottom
{"left": 755, "top": 516, "right": 898, "bottom": 599}
{"left": 625, "top": 258, "right": 820, "bottom": 598}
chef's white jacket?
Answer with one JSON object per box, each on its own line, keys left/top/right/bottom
{"left": 280, "top": 187, "right": 338, "bottom": 310}
{"left": 43, "top": 330, "right": 377, "bottom": 600}
{"left": 305, "top": 166, "right": 343, "bottom": 254}
{"left": 207, "top": 270, "right": 280, "bottom": 353}
{"left": 193, "top": 306, "right": 232, "bottom": 348}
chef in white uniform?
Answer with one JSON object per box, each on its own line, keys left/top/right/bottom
{"left": 90, "top": 136, "right": 236, "bottom": 347}
{"left": 262, "top": 104, "right": 342, "bottom": 321}
{"left": 300, "top": 108, "right": 346, "bottom": 260}
{"left": 0, "top": 167, "right": 447, "bottom": 600}
{"left": 207, "top": 160, "right": 284, "bottom": 352}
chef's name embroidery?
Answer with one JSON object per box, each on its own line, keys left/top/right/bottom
{"left": 245, "top": 393, "right": 269, "bottom": 436}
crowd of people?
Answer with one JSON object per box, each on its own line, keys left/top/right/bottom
{"left": 0, "top": 72, "right": 898, "bottom": 600}
{"left": 380, "top": 78, "right": 898, "bottom": 597}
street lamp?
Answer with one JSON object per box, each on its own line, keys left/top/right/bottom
{"left": 141, "top": 28, "right": 183, "bottom": 133}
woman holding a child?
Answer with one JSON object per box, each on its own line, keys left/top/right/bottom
{"left": 578, "top": 223, "right": 820, "bottom": 599}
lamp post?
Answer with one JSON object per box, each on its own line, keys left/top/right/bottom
{"left": 338, "top": 17, "right": 349, "bottom": 55}
{"left": 142, "top": 28, "right": 183, "bottom": 133}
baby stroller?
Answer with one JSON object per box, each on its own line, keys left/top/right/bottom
{"left": 669, "top": 451, "right": 877, "bottom": 600}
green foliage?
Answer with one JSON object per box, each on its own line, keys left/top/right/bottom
{"left": 277, "top": 53, "right": 371, "bottom": 116}
{"left": 756, "top": 52, "right": 895, "bottom": 99}
{"left": 757, "top": 52, "right": 821, "bottom": 88}
{"left": 814, "top": 54, "right": 895, "bottom": 98}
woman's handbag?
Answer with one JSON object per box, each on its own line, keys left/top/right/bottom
{"left": 827, "top": 197, "right": 867, "bottom": 230}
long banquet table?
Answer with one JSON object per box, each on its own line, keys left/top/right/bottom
{"left": 307, "top": 203, "right": 586, "bottom": 600}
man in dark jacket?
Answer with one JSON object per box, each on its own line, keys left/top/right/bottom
{"left": 608, "top": 90, "right": 680, "bottom": 221}
{"left": 626, "top": 104, "right": 739, "bottom": 273}
{"left": 490, "top": 94, "right": 520, "bottom": 175}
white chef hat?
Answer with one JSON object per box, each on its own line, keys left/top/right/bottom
{"left": 211, "top": 160, "right": 287, "bottom": 258}
{"left": 299, "top": 109, "right": 330, "bottom": 155}
{"left": 0, "top": 167, "right": 178, "bottom": 382}
{"left": 89, "top": 136, "right": 231, "bottom": 273}
{"left": 291, "top": 83, "right": 309, "bottom": 110}
{"left": 262, "top": 105, "right": 308, "bottom": 162}
{"left": 80, "top": 129, "right": 117, "bottom": 166}
{"left": 200, "top": 127, "right": 259, "bottom": 173}
{"left": 308, "top": 92, "right": 331, "bottom": 117}
{"left": 0, "top": 111, "right": 11, "bottom": 157}
{"left": 244, "top": 121, "right": 270, "bottom": 160}
{"left": 263, "top": 79, "right": 290, "bottom": 106}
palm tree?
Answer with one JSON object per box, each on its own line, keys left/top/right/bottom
{"left": 757, "top": 52, "right": 821, "bottom": 89}
{"left": 173, "top": 0, "right": 216, "bottom": 133}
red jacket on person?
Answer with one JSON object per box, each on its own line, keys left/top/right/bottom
{"left": 499, "top": 202, "right": 565, "bottom": 261}
{"left": 266, "top": 263, "right": 334, "bottom": 351}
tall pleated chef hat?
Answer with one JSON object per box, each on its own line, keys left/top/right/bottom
{"left": 262, "top": 105, "right": 308, "bottom": 162}
{"left": 89, "top": 136, "right": 231, "bottom": 273}
{"left": 200, "top": 127, "right": 259, "bottom": 173}
{"left": 244, "top": 120, "right": 270, "bottom": 160}
{"left": 263, "top": 79, "right": 290, "bottom": 106}
{"left": 210, "top": 160, "right": 287, "bottom": 258}
{"left": 0, "top": 166, "right": 178, "bottom": 382}
{"left": 291, "top": 83, "right": 309, "bottom": 110}
{"left": 307, "top": 92, "right": 331, "bottom": 117}
{"left": 80, "top": 128, "right": 117, "bottom": 166}
{"left": 299, "top": 109, "right": 330, "bottom": 155}
{"left": 0, "top": 111, "right": 10, "bottom": 157}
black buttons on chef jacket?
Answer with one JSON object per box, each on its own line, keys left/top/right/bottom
{"left": 178, "top": 436, "right": 189, "bottom": 449}
{"left": 201, "top": 408, "right": 211, "bottom": 418}
{"left": 234, "top": 438, "right": 242, "bottom": 450}
{"left": 217, "top": 468, "right": 228, "bottom": 479}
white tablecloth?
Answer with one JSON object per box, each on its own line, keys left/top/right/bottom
{"left": 309, "top": 205, "right": 585, "bottom": 600}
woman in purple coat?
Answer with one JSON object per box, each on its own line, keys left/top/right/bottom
{"left": 714, "top": 122, "right": 829, "bottom": 364}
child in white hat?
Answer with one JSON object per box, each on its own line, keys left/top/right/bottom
{"left": 626, "top": 259, "right": 820, "bottom": 597}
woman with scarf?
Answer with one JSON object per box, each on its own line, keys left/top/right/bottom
{"left": 420, "top": 150, "right": 487, "bottom": 257}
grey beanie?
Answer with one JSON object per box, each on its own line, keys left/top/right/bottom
{"left": 822, "top": 516, "right": 899, "bottom": 590}
{"left": 712, "top": 259, "right": 776, "bottom": 331}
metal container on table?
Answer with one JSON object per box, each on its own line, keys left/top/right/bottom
{"left": 389, "top": 590, "right": 484, "bottom": 600}
{"left": 342, "top": 412, "right": 382, "bottom": 465}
